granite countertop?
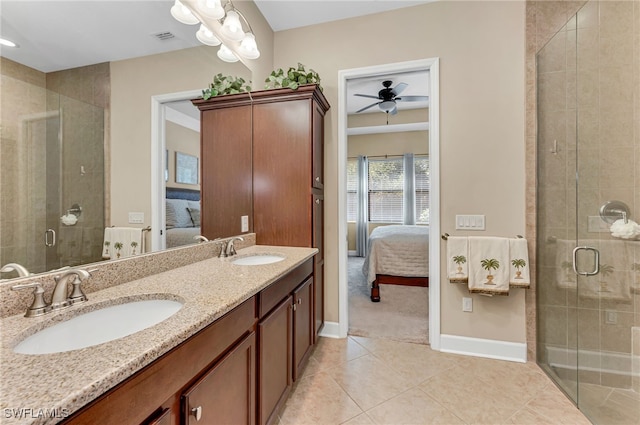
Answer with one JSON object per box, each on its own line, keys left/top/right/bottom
{"left": 0, "top": 245, "right": 317, "bottom": 425}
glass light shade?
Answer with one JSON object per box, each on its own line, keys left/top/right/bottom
{"left": 217, "top": 44, "right": 239, "bottom": 63}
{"left": 196, "top": 24, "right": 221, "bottom": 46}
{"left": 379, "top": 100, "right": 396, "bottom": 112}
{"left": 238, "top": 33, "right": 260, "bottom": 59}
{"left": 220, "top": 10, "right": 244, "bottom": 41}
{"left": 171, "top": 0, "right": 199, "bottom": 25}
{"left": 0, "top": 38, "right": 18, "bottom": 48}
{"left": 198, "top": 0, "right": 225, "bottom": 19}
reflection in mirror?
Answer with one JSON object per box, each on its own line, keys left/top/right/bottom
{"left": 0, "top": 1, "right": 252, "bottom": 281}
{"left": 164, "top": 100, "right": 202, "bottom": 249}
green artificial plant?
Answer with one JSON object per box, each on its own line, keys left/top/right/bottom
{"left": 202, "top": 74, "right": 252, "bottom": 100}
{"left": 265, "top": 63, "right": 322, "bottom": 91}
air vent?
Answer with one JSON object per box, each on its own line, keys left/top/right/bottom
{"left": 153, "top": 31, "right": 175, "bottom": 41}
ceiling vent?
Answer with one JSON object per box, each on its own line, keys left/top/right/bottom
{"left": 153, "top": 31, "right": 176, "bottom": 41}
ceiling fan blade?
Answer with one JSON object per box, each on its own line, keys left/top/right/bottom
{"left": 354, "top": 93, "right": 381, "bottom": 100}
{"left": 396, "top": 95, "right": 429, "bottom": 102}
{"left": 391, "top": 82, "right": 408, "bottom": 96}
{"left": 356, "top": 101, "right": 381, "bottom": 113}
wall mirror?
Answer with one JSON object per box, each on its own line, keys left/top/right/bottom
{"left": 0, "top": 0, "right": 252, "bottom": 281}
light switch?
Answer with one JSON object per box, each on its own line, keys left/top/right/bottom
{"left": 455, "top": 215, "right": 485, "bottom": 230}
{"left": 128, "top": 212, "right": 144, "bottom": 224}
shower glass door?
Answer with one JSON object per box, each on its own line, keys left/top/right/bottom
{"left": 537, "top": 1, "right": 640, "bottom": 423}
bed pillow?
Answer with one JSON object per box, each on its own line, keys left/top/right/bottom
{"left": 166, "top": 199, "right": 193, "bottom": 229}
{"left": 187, "top": 206, "right": 201, "bottom": 227}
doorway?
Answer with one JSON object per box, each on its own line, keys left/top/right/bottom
{"left": 336, "top": 59, "right": 441, "bottom": 349}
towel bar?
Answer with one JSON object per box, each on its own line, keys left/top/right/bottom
{"left": 441, "top": 233, "right": 524, "bottom": 240}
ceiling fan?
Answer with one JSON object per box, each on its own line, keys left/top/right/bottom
{"left": 354, "top": 80, "right": 429, "bottom": 115}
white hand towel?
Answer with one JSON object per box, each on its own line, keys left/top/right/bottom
{"left": 447, "top": 236, "right": 469, "bottom": 284}
{"left": 468, "top": 237, "right": 510, "bottom": 296}
{"left": 103, "top": 227, "right": 143, "bottom": 259}
{"left": 509, "top": 238, "right": 530, "bottom": 288}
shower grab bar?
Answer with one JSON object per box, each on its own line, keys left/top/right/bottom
{"left": 572, "top": 246, "right": 599, "bottom": 276}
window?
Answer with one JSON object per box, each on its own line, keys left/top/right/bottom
{"left": 415, "top": 157, "right": 430, "bottom": 224}
{"left": 368, "top": 158, "right": 404, "bottom": 222}
{"left": 346, "top": 158, "right": 358, "bottom": 222}
{"left": 347, "top": 155, "right": 430, "bottom": 224}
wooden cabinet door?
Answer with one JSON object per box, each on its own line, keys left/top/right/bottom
{"left": 200, "top": 105, "right": 253, "bottom": 239}
{"left": 314, "top": 260, "right": 324, "bottom": 338}
{"left": 253, "top": 100, "right": 312, "bottom": 247}
{"left": 181, "top": 332, "right": 256, "bottom": 425}
{"left": 293, "top": 277, "right": 314, "bottom": 381}
{"left": 258, "top": 296, "right": 293, "bottom": 425}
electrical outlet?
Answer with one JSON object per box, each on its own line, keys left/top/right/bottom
{"left": 241, "top": 215, "right": 249, "bottom": 232}
{"left": 462, "top": 297, "right": 473, "bottom": 312}
{"left": 605, "top": 310, "right": 617, "bottom": 324}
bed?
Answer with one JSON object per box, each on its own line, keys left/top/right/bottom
{"left": 166, "top": 188, "right": 201, "bottom": 248}
{"left": 362, "top": 225, "right": 429, "bottom": 302}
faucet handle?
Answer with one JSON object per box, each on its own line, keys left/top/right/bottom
{"left": 11, "top": 282, "right": 51, "bottom": 317}
{"left": 217, "top": 241, "right": 228, "bottom": 258}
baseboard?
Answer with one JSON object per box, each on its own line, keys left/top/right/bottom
{"left": 318, "top": 321, "right": 341, "bottom": 338}
{"left": 440, "top": 334, "right": 527, "bottom": 363}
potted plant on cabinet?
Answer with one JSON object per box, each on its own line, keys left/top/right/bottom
{"left": 264, "top": 63, "right": 322, "bottom": 91}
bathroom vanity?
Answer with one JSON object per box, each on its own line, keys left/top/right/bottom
{"left": 0, "top": 244, "right": 317, "bottom": 425}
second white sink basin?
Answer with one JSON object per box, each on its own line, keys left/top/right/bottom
{"left": 232, "top": 254, "right": 285, "bottom": 266}
{"left": 14, "top": 299, "right": 183, "bottom": 355}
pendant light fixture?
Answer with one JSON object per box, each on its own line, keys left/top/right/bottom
{"left": 170, "top": 0, "right": 260, "bottom": 61}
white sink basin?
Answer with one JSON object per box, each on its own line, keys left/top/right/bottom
{"left": 232, "top": 254, "right": 285, "bottom": 266}
{"left": 14, "top": 299, "right": 183, "bottom": 355}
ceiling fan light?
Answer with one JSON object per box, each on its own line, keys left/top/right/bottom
{"left": 171, "top": 0, "right": 199, "bottom": 25}
{"left": 198, "top": 0, "right": 225, "bottom": 19}
{"left": 220, "top": 10, "right": 245, "bottom": 41}
{"left": 0, "top": 37, "right": 18, "bottom": 48}
{"left": 217, "top": 44, "right": 239, "bottom": 62}
{"left": 196, "top": 24, "right": 221, "bottom": 46}
{"left": 379, "top": 100, "right": 395, "bottom": 112}
{"left": 238, "top": 33, "right": 260, "bottom": 59}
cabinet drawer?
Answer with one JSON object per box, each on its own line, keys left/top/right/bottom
{"left": 259, "top": 259, "right": 313, "bottom": 317}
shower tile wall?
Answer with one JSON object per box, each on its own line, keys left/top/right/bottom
{"left": 0, "top": 59, "right": 109, "bottom": 274}
{"left": 534, "top": 0, "right": 640, "bottom": 395}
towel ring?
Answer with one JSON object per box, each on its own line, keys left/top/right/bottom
{"left": 599, "top": 200, "right": 630, "bottom": 224}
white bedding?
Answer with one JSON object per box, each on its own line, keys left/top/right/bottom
{"left": 362, "top": 225, "right": 429, "bottom": 286}
{"left": 166, "top": 226, "right": 201, "bottom": 248}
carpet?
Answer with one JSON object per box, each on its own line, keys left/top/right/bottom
{"left": 348, "top": 256, "right": 429, "bottom": 344}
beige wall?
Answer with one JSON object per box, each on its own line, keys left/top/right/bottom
{"left": 166, "top": 122, "right": 200, "bottom": 191}
{"left": 274, "top": 1, "right": 527, "bottom": 343}
{"left": 109, "top": 47, "right": 251, "bottom": 228}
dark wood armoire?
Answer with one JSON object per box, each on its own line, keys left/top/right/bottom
{"left": 192, "top": 84, "right": 330, "bottom": 338}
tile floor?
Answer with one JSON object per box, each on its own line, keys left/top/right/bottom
{"left": 278, "top": 336, "right": 593, "bottom": 425}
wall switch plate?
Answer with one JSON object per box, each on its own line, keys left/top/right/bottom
{"left": 128, "top": 212, "right": 144, "bottom": 224}
{"left": 241, "top": 215, "right": 249, "bottom": 232}
{"left": 462, "top": 297, "right": 473, "bottom": 312}
{"left": 605, "top": 310, "right": 617, "bottom": 324}
{"left": 455, "top": 215, "right": 485, "bottom": 230}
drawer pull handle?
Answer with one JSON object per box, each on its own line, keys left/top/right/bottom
{"left": 191, "top": 406, "right": 202, "bottom": 421}
{"left": 297, "top": 298, "right": 302, "bottom": 304}
{"left": 315, "top": 176, "right": 320, "bottom": 182}
{"left": 315, "top": 199, "right": 320, "bottom": 205}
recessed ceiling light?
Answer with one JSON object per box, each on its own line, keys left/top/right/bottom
{"left": 0, "top": 38, "right": 19, "bottom": 48}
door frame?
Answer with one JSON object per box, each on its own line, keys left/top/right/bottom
{"left": 336, "top": 58, "right": 441, "bottom": 349}
{"left": 150, "top": 90, "right": 201, "bottom": 252}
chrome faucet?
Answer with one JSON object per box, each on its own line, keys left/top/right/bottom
{"left": 193, "top": 235, "right": 209, "bottom": 243}
{"left": 12, "top": 268, "right": 92, "bottom": 317}
{"left": 226, "top": 236, "right": 244, "bottom": 256}
{"left": 1, "top": 263, "right": 31, "bottom": 278}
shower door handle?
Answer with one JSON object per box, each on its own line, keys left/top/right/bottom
{"left": 44, "top": 229, "right": 56, "bottom": 247}
{"left": 572, "top": 246, "right": 599, "bottom": 276}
